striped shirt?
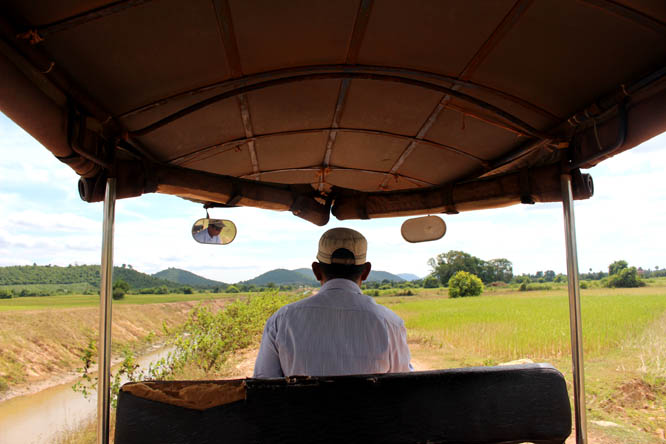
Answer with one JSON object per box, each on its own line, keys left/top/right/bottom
{"left": 253, "top": 278, "right": 412, "bottom": 378}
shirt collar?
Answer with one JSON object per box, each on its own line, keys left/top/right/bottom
{"left": 320, "top": 278, "right": 362, "bottom": 293}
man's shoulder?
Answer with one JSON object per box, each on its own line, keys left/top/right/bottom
{"left": 372, "top": 303, "right": 405, "bottom": 327}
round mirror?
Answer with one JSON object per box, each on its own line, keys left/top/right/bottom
{"left": 191, "top": 218, "right": 237, "bottom": 245}
{"left": 401, "top": 215, "right": 446, "bottom": 243}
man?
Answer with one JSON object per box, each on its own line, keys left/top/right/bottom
{"left": 193, "top": 220, "right": 224, "bottom": 244}
{"left": 253, "top": 227, "right": 412, "bottom": 378}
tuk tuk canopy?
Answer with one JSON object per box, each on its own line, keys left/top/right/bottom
{"left": 1, "top": 0, "right": 665, "bottom": 225}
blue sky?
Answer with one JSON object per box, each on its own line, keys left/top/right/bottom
{"left": 1, "top": 112, "right": 665, "bottom": 283}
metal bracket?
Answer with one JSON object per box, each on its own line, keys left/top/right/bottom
{"left": 67, "top": 103, "right": 113, "bottom": 169}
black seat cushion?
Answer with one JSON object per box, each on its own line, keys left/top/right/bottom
{"left": 115, "top": 363, "right": 571, "bottom": 444}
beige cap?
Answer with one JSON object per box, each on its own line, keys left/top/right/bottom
{"left": 316, "top": 227, "right": 367, "bottom": 265}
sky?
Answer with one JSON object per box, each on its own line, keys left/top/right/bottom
{"left": 1, "top": 112, "right": 665, "bottom": 283}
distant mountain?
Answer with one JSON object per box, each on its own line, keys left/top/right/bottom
{"left": 153, "top": 267, "right": 227, "bottom": 288}
{"left": 0, "top": 264, "right": 179, "bottom": 289}
{"left": 243, "top": 269, "right": 318, "bottom": 286}
{"left": 243, "top": 267, "right": 404, "bottom": 285}
{"left": 293, "top": 268, "right": 315, "bottom": 280}
{"left": 367, "top": 270, "right": 405, "bottom": 282}
{"left": 397, "top": 273, "right": 420, "bottom": 281}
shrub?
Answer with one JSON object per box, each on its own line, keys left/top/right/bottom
{"left": 182, "top": 286, "right": 194, "bottom": 294}
{"left": 155, "top": 285, "right": 169, "bottom": 294}
{"left": 519, "top": 282, "right": 528, "bottom": 291}
{"left": 579, "top": 281, "right": 588, "bottom": 289}
{"left": 226, "top": 285, "right": 239, "bottom": 293}
{"left": 423, "top": 275, "right": 440, "bottom": 288}
{"left": 112, "top": 288, "right": 125, "bottom": 300}
{"left": 489, "top": 281, "right": 507, "bottom": 287}
{"left": 448, "top": 271, "right": 483, "bottom": 298}
{"left": 365, "top": 289, "right": 380, "bottom": 297}
{"left": 605, "top": 267, "right": 645, "bottom": 288}
{"left": 0, "top": 289, "right": 13, "bottom": 299}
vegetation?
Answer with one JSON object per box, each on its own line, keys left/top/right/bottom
{"left": 428, "top": 251, "right": 512, "bottom": 285}
{"left": 605, "top": 267, "right": 645, "bottom": 288}
{"left": 153, "top": 267, "right": 227, "bottom": 288}
{"left": 423, "top": 275, "right": 440, "bottom": 288}
{"left": 447, "top": 271, "right": 483, "bottom": 298}
{"left": 112, "top": 279, "right": 130, "bottom": 300}
{"left": 73, "top": 292, "right": 295, "bottom": 404}
{"left": 0, "top": 264, "right": 179, "bottom": 295}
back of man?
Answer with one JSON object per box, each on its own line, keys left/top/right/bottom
{"left": 253, "top": 228, "right": 412, "bottom": 378}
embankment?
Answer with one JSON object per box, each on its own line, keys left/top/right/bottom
{"left": 0, "top": 299, "right": 229, "bottom": 401}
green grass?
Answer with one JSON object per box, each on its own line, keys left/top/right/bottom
{"left": 0, "top": 292, "right": 244, "bottom": 311}
{"left": 0, "top": 282, "right": 96, "bottom": 294}
{"left": 382, "top": 287, "right": 666, "bottom": 361}
{"left": 378, "top": 286, "right": 666, "bottom": 442}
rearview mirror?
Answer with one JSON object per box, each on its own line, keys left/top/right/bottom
{"left": 191, "top": 218, "right": 237, "bottom": 245}
{"left": 401, "top": 215, "right": 446, "bottom": 243}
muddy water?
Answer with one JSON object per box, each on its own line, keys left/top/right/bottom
{"left": 0, "top": 346, "right": 173, "bottom": 444}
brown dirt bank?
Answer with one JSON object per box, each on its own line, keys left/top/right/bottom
{"left": 0, "top": 299, "right": 229, "bottom": 401}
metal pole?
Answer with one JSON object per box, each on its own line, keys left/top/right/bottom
{"left": 561, "top": 173, "right": 588, "bottom": 444}
{"left": 97, "top": 178, "right": 116, "bottom": 444}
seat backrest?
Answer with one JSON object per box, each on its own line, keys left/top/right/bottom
{"left": 115, "top": 363, "right": 571, "bottom": 444}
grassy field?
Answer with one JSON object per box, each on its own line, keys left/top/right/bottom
{"left": 0, "top": 291, "right": 243, "bottom": 311}
{"left": 3, "top": 285, "right": 665, "bottom": 442}
{"left": 378, "top": 286, "right": 666, "bottom": 443}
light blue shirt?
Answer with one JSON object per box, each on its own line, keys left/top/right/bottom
{"left": 253, "top": 278, "right": 412, "bottom": 378}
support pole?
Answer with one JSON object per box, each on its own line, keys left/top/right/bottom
{"left": 561, "top": 173, "right": 588, "bottom": 444}
{"left": 97, "top": 178, "right": 116, "bottom": 444}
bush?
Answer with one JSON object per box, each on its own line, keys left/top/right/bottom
{"left": 226, "top": 285, "right": 239, "bottom": 293}
{"left": 489, "top": 281, "right": 507, "bottom": 287}
{"left": 605, "top": 267, "right": 645, "bottom": 288}
{"left": 423, "top": 275, "right": 440, "bottom": 288}
{"left": 365, "top": 289, "right": 380, "bottom": 297}
{"left": 448, "top": 271, "right": 483, "bottom": 298}
{"left": 579, "top": 281, "right": 588, "bottom": 289}
{"left": 182, "top": 286, "right": 194, "bottom": 294}
{"left": 112, "top": 288, "right": 125, "bottom": 300}
{"left": 0, "top": 289, "right": 13, "bottom": 299}
{"left": 519, "top": 282, "right": 528, "bottom": 292}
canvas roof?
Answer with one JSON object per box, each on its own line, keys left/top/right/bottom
{"left": 1, "top": 0, "right": 665, "bottom": 224}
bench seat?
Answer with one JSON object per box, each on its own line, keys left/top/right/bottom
{"left": 115, "top": 363, "right": 571, "bottom": 444}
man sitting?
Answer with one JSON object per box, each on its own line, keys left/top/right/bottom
{"left": 193, "top": 220, "right": 224, "bottom": 244}
{"left": 253, "top": 227, "right": 412, "bottom": 377}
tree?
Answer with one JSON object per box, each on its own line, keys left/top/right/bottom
{"left": 485, "top": 258, "right": 513, "bottom": 283}
{"left": 429, "top": 251, "right": 485, "bottom": 285}
{"left": 112, "top": 278, "right": 130, "bottom": 300}
{"left": 606, "top": 267, "right": 645, "bottom": 288}
{"left": 544, "top": 270, "right": 556, "bottom": 282}
{"left": 448, "top": 271, "right": 484, "bottom": 298}
{"left": 608, "top": 260, "right": 628, "bottom": 276}
{"left": 423, "top": 275, "right": 440, "bottom": 288}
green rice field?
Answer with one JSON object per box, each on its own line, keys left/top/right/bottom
{"left": 381, "top": 287, "right": 666, "bottom": 361}
{"left": 0, "top": 292, "right": 240, "bottom": 311}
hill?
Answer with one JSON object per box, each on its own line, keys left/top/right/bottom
{"left": 398, "top": 273, "right": 420, "bottom": 281}
{"left": 245, "top": 267, "right": 404, "bottom": 285}
{"left": 367, "top": 270, "right": 404, "bottom": 282}
{"left": 153, "top": 268, "right": 227, "bottom": 288}
{"left": 0, "top": 264, "right": 180, "bottom": 290}
{"left": 243, "top": 269, "right": 318, "bottom": 286}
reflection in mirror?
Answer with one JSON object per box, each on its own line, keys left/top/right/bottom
{"left": 192, "top": 219, "right": 237, "bottom": 245}
{"left": 401, "top": 215, "right": 446, "bottom": 243}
